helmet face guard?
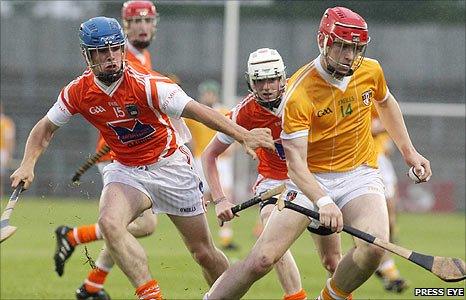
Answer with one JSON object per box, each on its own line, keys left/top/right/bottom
{"left": 320, "top": 34, "right": 368, "bottom": 77}
{"left": 122, "top": 0, "right": 158, "bottom": 48}
{"left": 246, "top": 48, "right": 286, "bottom": 109}
{"left": 82, "top": 43, "right": 126, "bottom": 84}
{"left": 317, "top": 7, "right": 370, "bottom": 77}
{"left": 79, "top": 17, "right": 126, "bottom": 84}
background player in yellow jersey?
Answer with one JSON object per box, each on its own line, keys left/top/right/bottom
{"left": 371, "top": 108, "right": 408, "bottom": 293}
{"left": 184, "top": 80, "right": 238, "bottom": 250}
{"left": 0, "top": 104, "right": 16, "bottom": 198}
{"left": 206, "top": 6, "right": 431, "bottom": 300}
{"left": 53, "top": 2, "right": 161, "bottom": 299}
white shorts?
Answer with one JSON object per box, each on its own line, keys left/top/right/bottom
{"left": 96, "top": 161, "right": 111, "bottom": 176}
{"left": 193, "top": 156, "right": 233, "bottom": 193}
{"left": 102, "top": 146, "right": 204, "bottom": 217}
{"left": 314, "top": 165, "right": 385, "bottom": 209}
{"left": 377, "top": 154, "right": 397, "bottom": 199}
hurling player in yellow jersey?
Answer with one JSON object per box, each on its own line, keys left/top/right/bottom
{"left": 205, "top": 6, "right": 431, "bottom": 300}
{"left": 280, "top": 7, "right": 431, "bottom": 299}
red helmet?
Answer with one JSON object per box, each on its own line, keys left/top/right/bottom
{"left": 317, "top": 7, "right": 370, "bottom": 76}
{"left": 122, "top": 0, "right": 157, "bottom": 20}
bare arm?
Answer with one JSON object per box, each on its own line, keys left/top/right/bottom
{"left": 201, "top": 137, "right": 231, "bottom": 202}
{"left": 374, "top": 94, "right": 431, "bottom": 180}
{"left": 282, "top": 136, "right": 343, "bottom": 232}
{"left": 201, "top": 137, "right": 237, "bottom": 222}
{"left": 182, "top": 100, "right": 275, "bottom": 158}
{"left": 10, "top": 116, "right": 59, "bottom": 189}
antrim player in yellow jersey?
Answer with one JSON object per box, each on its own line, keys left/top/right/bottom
{"left": 184, "top": 80, "right": 238, "bottom": 250}
{"left": 371, "top": 108, "right": 408, "bottom": 293}
{"left": 205, "top": 6, "right": 431, "bottom": 300}
{"left": 0, "top": 104, "right": 15, "bottom": 197}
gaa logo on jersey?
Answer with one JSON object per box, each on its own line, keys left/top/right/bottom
{"left": 361, "top": 90, "right": 373, "bottom": 106}
{"left": 286, "top": 190, "right": 298, "bottom": 202}
{"left": 108, "top": 118, "right": 155, "bottom": 146}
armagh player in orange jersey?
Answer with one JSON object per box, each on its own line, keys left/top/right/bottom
{"left": 204, "top": 48, "right": 341, "bottom": 300}
{"left": 10, "top": 17, "right": 274, "bottom": 300}
{"left": 206, "top": 7, "right": 431, "bottom": 300}
{"left": 54, "top": 2, "right": 161, "bottom": 299}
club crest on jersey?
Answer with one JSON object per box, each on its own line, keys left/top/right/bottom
{"left": 361, "top": 90, "right": 373, "bottom": 106}
{"left": 286, "top": 190, "right": 298, "bottom": 202}
{"left": 108, "top": 118, "right": 155, "bottom": 147}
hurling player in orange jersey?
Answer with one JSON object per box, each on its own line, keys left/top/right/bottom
{"left": 206, "top": 7, "right": 431, "bottom": 300}
{"left": 10, "top": 16, "right": 274, "bottom": 300}
{"left": 53, "top": 2, "right": 162, "bottom": 299}
{"left": 202, "top": 48, "right": 341, "bottom": 300}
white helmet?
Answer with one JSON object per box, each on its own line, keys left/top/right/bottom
{"left": 246, "top": 48, "right": 286, "bottom": 106}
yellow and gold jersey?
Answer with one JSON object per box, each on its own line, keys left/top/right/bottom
{"left": 0, "top": 113, "right": 15, "bottom": 153}
{"left": 184, "top": 107, "right": 229, "bottom": 158}
{"left": 281, "top": 56, "right": 389, "bottom": 173}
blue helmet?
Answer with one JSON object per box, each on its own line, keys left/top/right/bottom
{"left": 79, "top": 17, "right": 126, "bottom": 84}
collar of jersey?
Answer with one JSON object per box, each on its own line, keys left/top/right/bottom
{"left": 315, "top": 55, "right": 352, "bottom": 92}
{"left": 94, "top": 72, "right": 124, "bottom": 97}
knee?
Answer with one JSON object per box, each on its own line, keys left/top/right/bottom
{"left": 189, "top": 244, "right": 216, "bottom": 267}
{"left": 128, "top": 215, "right": 157, "bottom": 237}
{"left": 249, "top": 253, "right": 275, "bottom": 277}
{"left": 321, "top": 252, "right": 341, "bottom": 274}
{"left": 359, "top": 243, "right": 386, "bottom": 268}
{"left": 98, "top": 213, "right": 123, "bottom": 240}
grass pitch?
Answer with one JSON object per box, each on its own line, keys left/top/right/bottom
{"left": 1, "top": 197, "right": 465, "bottom": 299}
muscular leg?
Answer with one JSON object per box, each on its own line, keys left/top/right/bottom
{"left": 169, "top": 213, "right": 229, "bottom": 285}
{"left": 98, "top": 182, "right": 153, "bottom": 287}
{"left": 331, "top": 194, "right": 389, "bottom": 293}
{"left": 95, "top": 209, "right": 158, "bottom": 270}
{"left": 260, "top": 205, "right": 302, "bottom": 295}
{"left": 208, "top": 206, "right": 310, "bottom": 299}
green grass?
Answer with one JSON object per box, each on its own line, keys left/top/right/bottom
{"left": 1, "top": 197, "right": 465, "bottom": 299}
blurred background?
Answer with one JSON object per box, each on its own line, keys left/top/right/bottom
{"left": 1, "top": 0, "right": 465, "bottom": 213}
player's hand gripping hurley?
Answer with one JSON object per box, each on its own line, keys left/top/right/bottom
{"left": 72, "top": 145, "right": 111, "bottom": 183}
{"left": 276, "top": 197, "right": 465, "bottom": 282}
{"left": 1, "top": 181, "right": 25, "bottom": 243}
{"left": 218, "top": 184, "right": 286, "bottom": 226}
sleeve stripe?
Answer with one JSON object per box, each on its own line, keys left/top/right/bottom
{"left": 379, "top": 88, "right": 390, "bottom": 103}
{"left": 280, "top": 129, "right": 309, "bottom": 140}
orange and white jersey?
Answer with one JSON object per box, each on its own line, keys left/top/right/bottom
{"left": 94, "top": 42, "right": 153, "bottom": 163}
{"left": 281, "top": 56, "right": 390, "bottom": 173}
{"left": 217, "top": 93, "right": 288, "bottom": 180}
{"left": 47, "top": 65, "right": 193, "bottom": 166}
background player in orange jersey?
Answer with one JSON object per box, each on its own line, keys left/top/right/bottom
{"left": 0, "top": 104, "right": 16, "bottom": 198}
{"left": 52, "top": 2, "right": 161, "bottom": 299}
{"left": 371, "top": 108, "right": 408, "bottom": 293}
{"left": 203, "top": 48, "right": 341, "bottom": 300}
{"left": 184, "top": 80, "right": 239, "bottom": 250}
{"left": 11, "top": 16, "right": 275, "bottom": 300}
{"left": 206, "top": 7, "right": 431, "bottom": 300}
